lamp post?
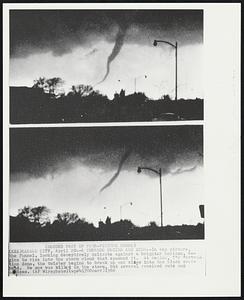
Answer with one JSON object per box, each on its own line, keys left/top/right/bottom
{"left": 118, "top": 75, "right": 148, "bottom": 94}
{"left": 137, "top": 166, "right": 163, "bottom": 227}
{"left": 153, "top": 39, "right": 178, "bottom": 101}
{"left": 120, "top": 202, "right": 133, "bottom": 220}
{"left": 134, "top": 75, "right": 148, "bottom": 93}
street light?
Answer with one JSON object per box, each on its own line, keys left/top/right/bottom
{"left": 134, "top": 75, "right": 148, "bottom": 93}
{"left": 120, "top": 202, "right": 133, "bottom": 220}
{"left": 137, "top": 166, "right": 163, "bottom": 227}
{"left": 153, "top": 39, "right": 178, "bottom": 101}
{"left": 118, "top": 75, "right": 148, "bottom": 94}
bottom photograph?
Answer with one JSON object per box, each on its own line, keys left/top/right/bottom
{"left": 10, "top": 125, "right": 204, "bottom": 242}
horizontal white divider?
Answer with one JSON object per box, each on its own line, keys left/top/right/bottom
{"left": 9, "top": 120, "right": 204, "bottom": 128}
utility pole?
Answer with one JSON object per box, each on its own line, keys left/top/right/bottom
{"left": 134, "top": 75, "right": 147, "bottom": 93}
{"left": 159, "top": 168, "right": 163, "bottom": 227}
{"left": 120, "top": 202, "right": 133, "bottom": 220}
{"left": 175, "top": 42, "right": 178, "bottom": 101}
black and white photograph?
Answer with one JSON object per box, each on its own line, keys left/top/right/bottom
{"left": 10, "top": 125, "right": 204, "bottom": 242}
{"left": 3, "top": 2, "right": 240, "bottom": 297}
{"left": 10, "top": 9, "right": 203, "bottom": 123}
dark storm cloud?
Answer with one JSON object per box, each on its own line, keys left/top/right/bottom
{"left": 10, "top": 126, "right": 203, "bottom": 182}
{"left": 10, "top": 10, "right": 203, "bottom": 58}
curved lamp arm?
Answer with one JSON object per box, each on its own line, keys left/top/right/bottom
{"left": 153, "top": 39, "right": 176, "bottom": 48}
{"left": 137, "top": 166, "right": 161, "bottom": 176}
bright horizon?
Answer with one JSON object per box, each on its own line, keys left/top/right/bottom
{"left": 10, "top": 42, "right": 203, "bottom": 100}
{"left": 10, "top": 165, "right": 204, "bottom": 227}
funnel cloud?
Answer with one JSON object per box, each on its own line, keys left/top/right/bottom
{"left": 10, "top": 126, "right": 204, "bottom": 227}
{"left": 99, "top": 148, "right": 132, "bottom": 193}
{"left": 97, "top": 24, "right": 128, "bottom": 84}
{"left": 10, "top": 126, "right": 203, "bottom": 182}
{"left": 10, "top": 9, "right": 203, "bottom": 99}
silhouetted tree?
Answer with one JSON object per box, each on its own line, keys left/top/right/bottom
{"left": 55, "top": 212, "right": 80, "bottom": 225}
{"left": 113, "top": 92, "right": 120, "bottom": 100}
{"left": 32, "top": 77, "right": 47, "bottom": 89}
{"left": 148, "top": 221, "right": 158, "bottom": 228}
{"left": 45, "top": 77, "right": 64, "bottom": 96}
{"left": 32, "top": 77, "right": 64, "bottom": 97}
{"left": 17, "top": 206, "right": 50, "bottom": 226}
{"left": 119, "top": 89, "right": 125, "bottom": 97}
{"left": 98, "top": 220, "right": 104, "bottom": 228}
{"left": 105, "top": 216, "right": 111, "bottom": 225}
{"left": 161, "top": 94, "right": 172, "bottom": 101}
{"left": 70, "top": 84, "right": 94, "bottom": 97}
{"left": 17, "top": 206, "right": 32, "bottom": 219}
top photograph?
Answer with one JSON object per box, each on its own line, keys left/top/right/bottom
{"left": 9, "top": 9, "right": 203, "bottom": 124}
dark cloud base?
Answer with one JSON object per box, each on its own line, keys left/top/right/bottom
{"left": 10, "top": 9, "right": 203, "bottom": 58}
{"left": 10, "top": 125, "right": 203, "bottom": 181}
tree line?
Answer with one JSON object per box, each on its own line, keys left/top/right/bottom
{"left": 10, "top": 76, "right": 203, "bottom": 124}
{"left": 10, "top": 205, "right": 204, "bottom": 242}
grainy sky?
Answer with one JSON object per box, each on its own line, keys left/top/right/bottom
{"left": 10, "top": 10, "right": 203, "bottom": 99}
{"left": 10, "top": 126, "right": 203, "bottom": 226}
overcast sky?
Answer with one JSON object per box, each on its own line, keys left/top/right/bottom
{"left": 10, "top": 126, "right": 203, "bottom": 226}
{"left": 10, "top": 10, "right": 203, "bottom": 99}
